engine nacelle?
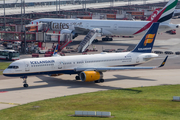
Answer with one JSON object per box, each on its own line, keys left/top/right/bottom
{"left": 61, "top": 29, "right": 78, "bottom": 39}
{"left": 80, "top": 71, "right": 103, "bottom": 82}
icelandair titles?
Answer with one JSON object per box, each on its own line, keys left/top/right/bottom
{"left": 30, "top": 60, "right": 55, "bottom": 64}
{"left": 138, "top": 47, "right": 151, "bottom": 50}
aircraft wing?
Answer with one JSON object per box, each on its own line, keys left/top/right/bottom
{"left": 74, "top": 56, "right": 168, "bottom": 72}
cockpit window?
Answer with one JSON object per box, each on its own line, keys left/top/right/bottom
{"left": 7, "top": 66, "right": 19, "bottom": 69}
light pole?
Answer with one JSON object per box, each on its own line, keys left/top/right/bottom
{"left": 85, "top": 0, "right": 86, "bottom": 12}
{"left": 59, "top": 0, "right": 60, "bottom": 14}
{"left": 4, "top": 0, "right": 6, "bottom": 31}
{"left": 21, "top": 0, "right": 23, "bottom": 31}
{"left": 56, "top": 0, "right": 58, "bottom": 14}
{"left": 23, "top": 0, "right": 25, "bottom": 25}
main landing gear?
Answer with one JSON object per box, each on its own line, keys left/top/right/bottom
{"left": 21, "top": 76, "right": 28, "bottom": 88}
{"left": 102, "top": 36, "right": 113, "bottom": 41}
{"left": 94, "top": 79, "right": 104, "bottom": 83}
{"left": 75, "top": 76, "right": 80, "bottom": 80}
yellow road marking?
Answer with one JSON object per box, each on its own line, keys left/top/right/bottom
{"left": 0, "top": 102, "right": 21, "bottom": 105}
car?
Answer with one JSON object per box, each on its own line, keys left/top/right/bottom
{"left": 92, "top": 39, "right": 98, "bottom": 43}
{"left": 171, "top": 29, "right": 176, "bottom": 34}
{"left": 175, "top": 51, "right": 180, "bottom": 55}
{"left": 164, "top": 51, "right": 173, "bottom": 54}
{"left": 102, "top": 38, "right": 113, "bottom": 41}
{"left": 6, "top": 43, "right": 13, "bottom": 49}
{"left": 153, "top": 51, "right": 163, "bottom": 54}
{"left": 103, "top": 49, "right": 115, "bottom": 52}
{"left": 39, "top": 49, "right": 48, "bottom": 54}
{"left": 166, "top": 29, "right": 176, "bottom": 34}
{"left": 116, "top": 48, "right": 125, "bottom": 52}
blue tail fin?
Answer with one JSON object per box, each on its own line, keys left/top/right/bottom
{"left": 53, "top": 44, "right": 58, "bottom": 56}
{"left": 132, "top": 22, "right": 159, "bottom": 53}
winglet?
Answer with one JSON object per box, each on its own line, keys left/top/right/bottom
{"left": 159, "top": 56, "right": 168, "bottom": 68}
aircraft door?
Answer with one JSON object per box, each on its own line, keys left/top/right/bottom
{"left": 136, "top": 57, "right": 140, "bottom": 63}
{"left": 9, "top": 52, "right": 13, "bottom": 60}
{"left": 86, "top": 23, "right": 89, "bottom": 28}
{"left": 58, "top": 61, "right": 63, "bottom": 69}
{"left": 25, "top": 61, "right": 30, "bottom": 71}
{"left": 114, "top": 24, "right": 117, "bottom": 30}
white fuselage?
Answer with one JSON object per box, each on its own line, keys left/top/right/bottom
{"left": 31, "top": 18, "right": 176, "bottom": 36}
{"left": 3, "top": 52, "right": 158, "bottom": 77}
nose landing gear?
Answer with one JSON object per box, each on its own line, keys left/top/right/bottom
{"left": 21, "top": 76, "right": 28, "bottom": 88}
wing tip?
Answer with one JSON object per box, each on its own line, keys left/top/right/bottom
{"left": 159, "top": 56, "right": 168, "bottom": 68}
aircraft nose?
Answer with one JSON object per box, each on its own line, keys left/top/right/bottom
{"left": 3, "top": 69, "right": 11, "bottom": 76}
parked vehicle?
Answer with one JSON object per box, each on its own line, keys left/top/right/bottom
{"left": 153, "top": 51, "right": 163, "bottom": 54}
{"left": 6, "top": 43, "right": 13, "bottom": 49}
{"left": 164, "top": 51, "right": 173, "bottom": 54}
{"left": 175, "top": 51, "right": 180, "bottom": 55}
{"left": 116, "top": 48, "right": 125, "bottom": 52}
{"left": 166, "top": 29, "right": 176, "bottom": 34}
{"left": 0, "top": 49, "right": 19, "bottom": 60}
{"left": 103, "top": 49, "right": 115, "bottom": 52}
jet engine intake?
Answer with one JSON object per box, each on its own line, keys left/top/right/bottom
{"left": 80, "top": 71, "right": 103, "bottom": 82}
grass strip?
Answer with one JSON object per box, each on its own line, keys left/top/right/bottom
{"left": 0, "top": 62, "right": 11, "bottom": 70}
{"left": 0, "top": 85, "right": 180, "bottom": 120}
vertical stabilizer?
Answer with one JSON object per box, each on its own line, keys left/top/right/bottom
{"left": 134, "top": 0, "right": 178, "bottom": 35}
{"left": 146, "top": 8, "right": 161, "bottom": 21}
{"left": 132, "top": 23, "right": 159, "bottom": 53}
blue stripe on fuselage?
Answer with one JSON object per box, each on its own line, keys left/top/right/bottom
{"left": 3, "top": 69, "right": 79, "bottom": 77}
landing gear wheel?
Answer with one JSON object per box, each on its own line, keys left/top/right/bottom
{"left": 23, "top": 84, "right": 28, "bottom": 88}
{"left": 75, "top": 76, "right": 80, "bottom": 80}
{"left": 100, "top": 79, "right": 104, "bottom": 83}
{"left": 21, "top": 76, "right": 28, "bottom": 88}
{"left": 94, "top": 80, "right": 100, "bottom": 83}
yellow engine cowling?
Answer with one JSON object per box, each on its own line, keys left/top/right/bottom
{"left": 49, "top": 74, "right": 63, "bottom": 77}
{"left": 80, "top": 71, "right": 103, "bottom": 82}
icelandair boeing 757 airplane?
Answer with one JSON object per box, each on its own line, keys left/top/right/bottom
{"left": 3, "top": 23, "right": 168, "bottom": 87}
{"left": 31, "top": 0, "right": 179, "bottom": 41}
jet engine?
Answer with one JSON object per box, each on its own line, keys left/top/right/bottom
{"left": 79, "top": 71, "right": 103, "bottom": 82}
{"left": 61, "top": 29, "right": 78, "bottom": 39}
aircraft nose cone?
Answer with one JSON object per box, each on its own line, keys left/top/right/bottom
{"left": 3, "top": 69, "right": 10, "bottom": 76}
